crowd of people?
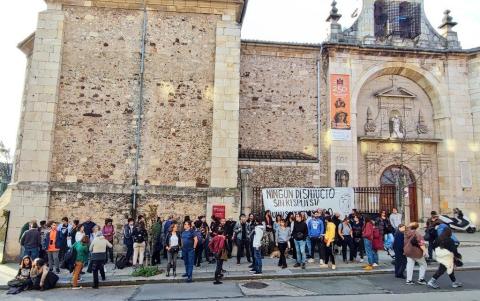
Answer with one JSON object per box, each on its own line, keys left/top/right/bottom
{"left": 9, "top": 208, "right": 464, "bottom": 293}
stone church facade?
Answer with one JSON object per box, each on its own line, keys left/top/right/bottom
{"left": 2, "top": 0, "right": 479, "bottom": 257}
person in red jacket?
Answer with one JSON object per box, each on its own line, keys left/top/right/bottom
{"left": 209, "top": 229, "right": 226, "bottom": 285}
{"left": 362, "top": 217, "right": 379, "bottom": 270}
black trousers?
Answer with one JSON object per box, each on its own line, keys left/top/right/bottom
{"left": 278, "top": 242, "right": 288, "bottom": 267}
{"left": 236, "top": 239, "right": 251, "bottom": 263}
{"left": 341, "top": 236, "right": 355, "bottom": 261}
{"left": 214, "top": 254, "right": 224, "bottom": 281}
{"left": 395, "top": 254, "right": 407, "bottom": 277}
{"left": 106, "top": 244, "right": 114, "bottom": 263}
{"left": 310, "top": 237, "right": 323, "bottom": 260}
{"left": 152, "top": 249, "right": 161, "bottom": 265}
{"left": 91, "top": 260, "right": 106, "bottom": 287}
{"left": 353, "top": 237, "right": 365, "bottom": 259}
{"left": 126, "top": 243, "right": 134, "bottom": 263}
{"left": 325, "top": 244, "right": 335, "bottom": 265}
{"left": 226, "top": 237, "right": 233, "bottom": 257}
{"left": 289, "top": 238, "right": 297, "bottom": 259}
{"left": 433, "top": 263, "right": 456, "bottom": 282}
{"left": 194, "top": 245, "right": 203, "bottom": 266}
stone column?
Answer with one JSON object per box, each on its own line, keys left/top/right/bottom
{"left": 240, "top": 168, "right": 253, "bottom": 214}
{"left": 207, "top": 14, "right": 241, "bottom": 220}
{"left": 5, "top": 2, "right": 65, "bottom": 258}
{"left": 468, "top": 56, "right": 480, "bottom": 211}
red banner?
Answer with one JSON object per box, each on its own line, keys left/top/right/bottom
{"left": 212, "top": 205, "right": 225, "bottom": 220}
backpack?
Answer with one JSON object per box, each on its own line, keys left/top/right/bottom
{"left": 194, "top": 229, "right": 204, "bottom": 246}
{"left": 115, "top": 254, "right": 128, "bottom": 270}
{"left": 63, "top": 247, "right": 77, "bottom": 272}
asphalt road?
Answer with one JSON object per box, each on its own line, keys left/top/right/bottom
{"left": 4, "top": 270, "right": 480, "bottom": 301}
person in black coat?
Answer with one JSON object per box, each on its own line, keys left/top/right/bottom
{"left": 393, "top": 224, "right": 406, "bottom": 279}
{"left": 292, "top": 213, "right": 308, "bottom": 269}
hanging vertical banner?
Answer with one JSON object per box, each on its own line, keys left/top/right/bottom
{"left": 330, "top": 74, "right": 351, "bottom": 130}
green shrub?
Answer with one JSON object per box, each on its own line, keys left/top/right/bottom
{"left": 131, "top": 266, "right": 162, "bottom": 277}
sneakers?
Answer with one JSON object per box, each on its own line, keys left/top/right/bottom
{"left": 71, "top": 286, "right": 81, "bottom": 290}
{"left": 363, "top": 265, "right": 373, "bottom": 271}
{"left": 331, "top": 265, "right": 336, "bottom": 270}
{"left": 213, "top": 280, "right": 223, "bottom": 285}
{"left": 406, "top": 280, "right": 415, "bottom": 285}
{"left": 359, "top": 258, "right": 364, "bottom": 263}
{"left": 319, "top": 264, "right": 328, "bottom": 268}
{"left": 417, "top": 279, "right": 427, "bottom": 285}
{"left": 253, "top": 272, "right": 262, "bottom": 276}
{"left": 249, "top": 269, "right": 256, "bottom": 273}
{"left": 428, "top": 278, "right": 439, "bottom": 289}
{"left": 452, "top": 282, "right": 463, "bottom": 288}
{"left": 372, "top": 263, "right": 379, "bottom": 267}
{"left": 307, "top": 258, "right": 315, "bottom": 263}
{"left": 301, "top": 263, "right": 306, "bottom": 269}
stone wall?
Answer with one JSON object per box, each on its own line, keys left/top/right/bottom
{"left": 239, "top": 43, "right": 319, "bottom": 157}
{"left": 239, "top": 163, "right": 321, "bottom": 188}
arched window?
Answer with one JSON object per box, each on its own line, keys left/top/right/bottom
{"left": 380, "top": 165, "right": 415, "bottom": 186}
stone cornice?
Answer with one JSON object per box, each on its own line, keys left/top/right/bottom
{"left": 17, "top": 32, "right": 35, "bottom": 56}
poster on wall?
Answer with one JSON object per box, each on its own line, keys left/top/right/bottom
{"left": 262, "top": 187, "right": 354, "bottom": 218}
{"left": 212, "top": 205, "right": 226, "bottom": 219}
{"left": 330, "top": 74, "right": 351, "bottom": 130}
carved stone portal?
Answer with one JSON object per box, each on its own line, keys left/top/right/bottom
{"left": 417, "top": 110, "right": 428, "bottom": 135}
{"left": 364, "top": 107, "right": 377, "bottom": 134}
{"left": 335, "top": 170, "right": 349, "bottom": 187}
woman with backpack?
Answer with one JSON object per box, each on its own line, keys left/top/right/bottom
{"left": 404, "top": 222, "right": 428, "bottom": 285}
{"left": 427, "top": 227, "right": 463, "bottom": 289}
{"left": 362, "top": 216, "right": 379, "bottom": 270}
{"left": 165, "top": 223, "right": 181, "bottom": 277}
{"left": 292, "top": 213, "right": 308, "bottom": 269}
{"left": 132, "top": 222, "right": 148, "bottom": 267}
{"left": 71, "top": 235, "right": 89, "bottom": 289}
{"left": 181, "top": 220, "right": 198, "bottom": 283}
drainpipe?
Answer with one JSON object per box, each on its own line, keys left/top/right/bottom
{"left": 317, "top": 45, "right": 324, "bottom": 173}
{"left": 132, "top": 1, "right": 148, "bottom": 217}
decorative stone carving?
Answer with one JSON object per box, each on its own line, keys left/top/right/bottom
{"left": 389, "top": 110, "right": 405, "bottom": 139}
{"left": 416, "top": 110, "right": 428, "bottom": 134}
{"left": 364, "top": 107, "right": 377, "bottom": 134}
{"left": 335, "top": 170, "right": 349, "bottom": 187}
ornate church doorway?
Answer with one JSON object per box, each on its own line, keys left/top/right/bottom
{"left": 380, "top": 165, "right": 418, "bottom": 222}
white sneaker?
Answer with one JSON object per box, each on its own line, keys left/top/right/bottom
{"left": 372, "top": 263, "right": 379, "bottom": 267}
{"left": 359, "top": 258, "right": 364, "bottom": 263}
{"left": 307, "top": 258, "right": 315, "bottom": 263}
{"left": 319, "top": 264, "right": 328, "bottom": 268}
{"left": 320, "top": 260, "right": 325, "bottom": 265}
{"left": 331, "top": 265, "right": 336, "bottom": 270}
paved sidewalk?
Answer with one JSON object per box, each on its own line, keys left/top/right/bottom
{"left": 2, "top": 232, "right": 479, "bottom": 289}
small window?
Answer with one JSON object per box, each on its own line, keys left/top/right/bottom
{"left": 374, "top": 0, "right": 388, "bottom": 37}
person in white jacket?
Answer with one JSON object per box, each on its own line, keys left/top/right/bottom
{"left": 89, "top": 227, "right": 112, "bottom": 289}
{"left": 250, "top": 218, "right": 265, "bottom": 275}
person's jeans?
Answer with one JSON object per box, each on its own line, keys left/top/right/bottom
{"left": 278, "top": 242, "right": 288, "bottom": 267}
{"left": 133, "top": 242, "right": 146, "bottom": 265}
{"left": 236, "top": 239, "right": 251, "bottom": 264}
{"left": 91, "top": 259, "right": 105, "bottom": 287}
{"left": 253, "top": 247, "right": 262, "bottom": 273}
{"left": 72, "top": 261, "right": 84, "bottom": 287}
{"left": 194, "top": 244, "right": 203, "bottom": 266}
{"left": 167, "top": 249, "right": 178, "bottom": 273}
{"left": 406, "top": 257, "right": 427, "bottom": 282}
{"left": 428, "top": 240, "right": 435, "bottom": 260}
{"left": 294, "top": 240, "right": 307, "bottom": 264}
{"left": 214, "top": 253, "right": 224, "bottom": 280}
{"left": 106, "top": 242, "right": 114, "bottom": 263}
{"left": 305, "top": 237, "right": 311, "bottom": 258}
{"left": 341, "top": 236, "right": 355, "bottom": 261}
{"left": 23, "top": 246, "right": 39, "bottom": 260}
{"left": 47, "top": 251, "right": 60, "bottom": 271}
{"left": 310, "top": 237, "right": 322, "bottom": 260}
{"left": 363, "top": 239, "right": 378, "bottom": 265}
{"left": 126, "top": 243, "right": 134, "bottom": 263}
{"left": 183, "top": 248, "right": 195, "bottom": 280}
{"left": 395, "top": 254, "right": 407, "bottom": 277}
{"left": 204, "top": 237, "right": 211, "bottom": 262}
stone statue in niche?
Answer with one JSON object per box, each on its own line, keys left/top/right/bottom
{"left": 389, "top": 111, "right": 405, "bottom": 139}
{"left": 335, "top": 170, "right": 349, "bottom": 187}
{"left": 364, "top": 107, "right": 377, "bottom": 134}
{"left": 417, "top": 110, "right": 428, "bottom": 134}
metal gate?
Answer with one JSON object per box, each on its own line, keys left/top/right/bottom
{"left": 251, "top": 186, "right": 397, "bottom": 217}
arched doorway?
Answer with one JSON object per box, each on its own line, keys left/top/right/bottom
{"left": 380, "top": 165, "right": 418, "bottom": 222}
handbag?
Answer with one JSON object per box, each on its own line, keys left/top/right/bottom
{"left": 220, "top": 248, "right": 228, "bottom": 261}
{"left": 169, "top": 246, "right": 180, "bottom": 253}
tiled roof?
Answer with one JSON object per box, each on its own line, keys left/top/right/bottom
{"left": 239, "top": 148, "right": 317, "bottom": 161}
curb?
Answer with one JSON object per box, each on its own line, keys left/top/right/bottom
{"left": 3, "top": 265, "right": 480, "bottom": 290}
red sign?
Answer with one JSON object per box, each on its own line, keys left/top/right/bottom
{"left": 212, "top": 205, "right": 226, "bottom": 219}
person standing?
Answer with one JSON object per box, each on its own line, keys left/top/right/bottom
{"left": 44, "top": 221, "right": 61, "bottom": 273}
{"left": 393, "top": 224, "right": 407, "bottom": 279}
{"left": 38, "top": 221, "right": 49, "bottom": 262}
{"left": 193, "top": 220, "right": 205, "bottom": 267}
{"left": 165, "top": 223, "right": 180, "bottom": 277}
{"left": 123, "top": 218, "right": 135, "bottom": 265}
{"left": 224, "top": 218, "right": 235, "bottom": 258}
{"left": 427, "top": 227, "right": 463, "bottom": 289}
{"left": 247, "top": 213, "right": 256, "bottom": 267}
{"left": 151, "top": 217, "right": 163, "bottom": 266}
{"left": 209, "top": 229, "right": 226, "bottom": 284}
{"left": 404, "top": 222, "right": 428, "bottom": 285}
{"left": 338, "top": 217, "right": 354, "bottom": 263}
{"left": 89, "top": 228, "right": 112, "bottom": 289}
{"left": 234, "top": 214, "right": 251, "bottom": 265}
{"left": 264, "top": 210, "right": 274, "bottom": 254}
{"left": 425, "top": 211, "right": 439, "bottom": 261}
{"left": 251, "top": 217, "right": 264, "bottom": 275}
{"left": 57, "top": 217, "right": 72, "bottom": 266}
{"left": 81, "top": 217, "right": 96, "bottom": 240}
{"left": 362, "top": 217, "right": 377, "bottom": 270}
{"left": 292, "top": 213, "right": 308, "bottom": 269}
{"left": 307, "top": 210, "right": 324, "bottom": 265}
{"left": 275, "top": 219, "right": 291, "bottom": 269}
{"left": 378, "top": 210, "right": 394, "bottom": 252}
{"left": 21, "top": 223, "right": 41, "bottom": 260}
{"left": 181, "top": 221, "right": 198, "bottom": 282}
{"left": 74, "top": 225, "right": 86, "bottom": 247}
{"left": 351, "top": 215, "right": 364, "bottom": 263}
{"left": 389, "top": 208, "right": 403, "bottom": 231}
{"left": 102, "top": 218, "right": 115, "bottom": 264}
{"left": 324, "top": 216, "right": 337, "bottom": 269}
{"left": 132, "top": 222, "right": 148, "bottom": 267}
{"left": 71, "top": 235, "right": 89, "bottom": 289}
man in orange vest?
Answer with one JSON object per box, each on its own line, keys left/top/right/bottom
{"left": 44, "top": 221, "right": 61, "bottom": 273}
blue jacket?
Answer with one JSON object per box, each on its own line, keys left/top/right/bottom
{"left": 307, "top": 217, "right": 324, "bottom": 238}
{"left": 393, "top": 231, "right": 405, "bottom": 257}
{"left": 437, "top": 224, "right": 459, "bottom": 245}
{"left": 43, "top": 230, "right": 64, "bottom": 250}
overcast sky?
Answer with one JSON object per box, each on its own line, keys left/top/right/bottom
{"left": 1, "top": 0, "right": 479, "bottom": 157}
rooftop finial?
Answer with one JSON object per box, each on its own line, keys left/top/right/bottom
{"left": 439, "top": 9, "right": 458, "bottom": 29}
{"left": 327, "top": 0, "right": 342, "bottom": 23}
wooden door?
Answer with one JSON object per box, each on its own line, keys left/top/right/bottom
{"left": 408, "top": 186, "right": 418, "bottom": 222}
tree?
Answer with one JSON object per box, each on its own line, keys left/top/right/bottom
{"left": 0, "top": 141, "right": 11, "bottom": 196}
